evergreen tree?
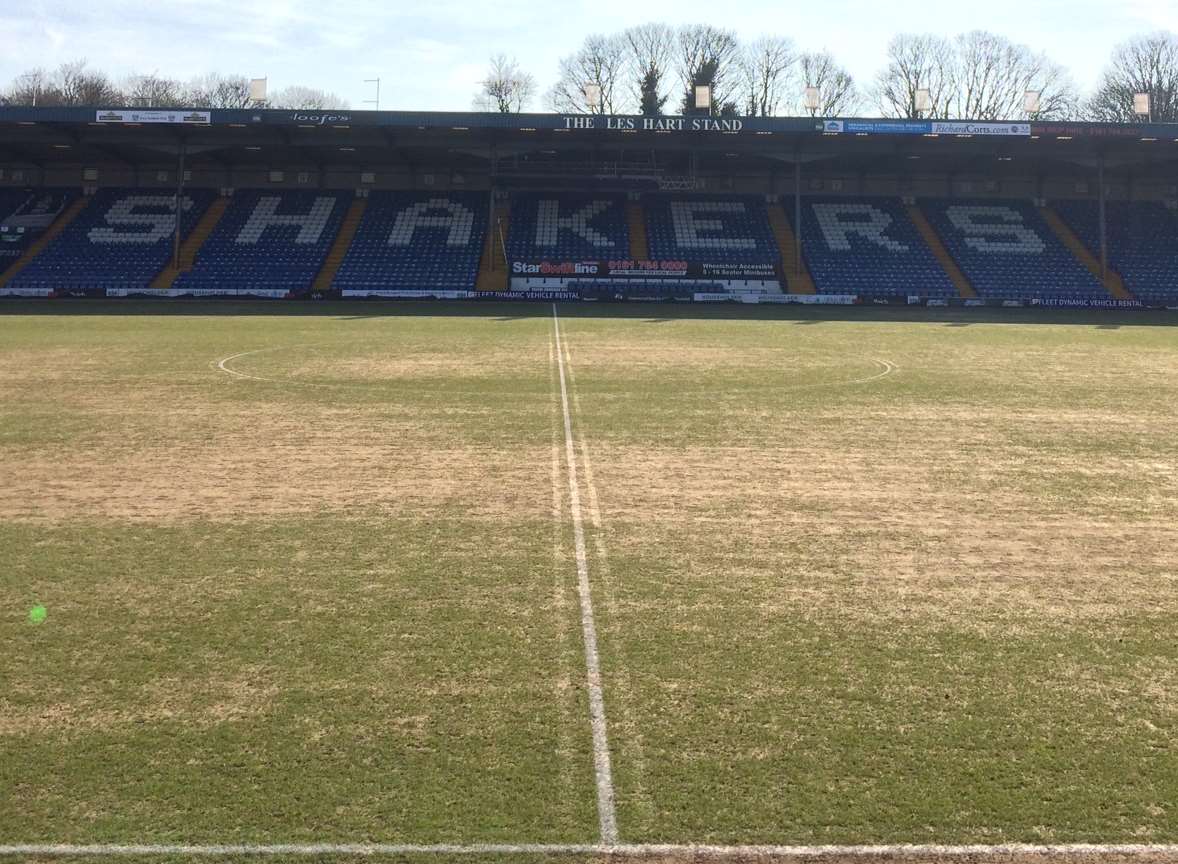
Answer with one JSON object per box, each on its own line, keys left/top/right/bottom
{"left": 639, "top": 66, "right": 667, "bottom": 116}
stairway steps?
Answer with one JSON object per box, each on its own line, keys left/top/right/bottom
{"left": 627, "top": 200, "right": 650, "bottom": 260}
{"left": 767, "top": 203, "right": 815, "bottom": 294}
{"left": 475, "top": 203, "right": 510, "bottom": 292}
{"left": 150, "top": 196, "right": 232, "bottom": 290}
{"left": 1039, "top": 206, "right": 1134, "bottom": 301}
{"left": 907, "top": 204, "right": 976, "bottom": 299}
{"left": 0, "top": 196, "right": 92, "bottom": 288}
{"left": 312, "top": 198, "right": 368, "bottom": 292}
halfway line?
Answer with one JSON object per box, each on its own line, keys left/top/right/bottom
{"left": 552, "top": 302, "right": 619, "bottom": 845}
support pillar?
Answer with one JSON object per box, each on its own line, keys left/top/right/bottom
{"left": 172, "top": 142, "right": 186, "bottom": 270}
{"left": 1098, "top": 155, "right": 1108, "bottom": 283}
{"left": 794, "top": 160, "right": 802, "bottom": 276}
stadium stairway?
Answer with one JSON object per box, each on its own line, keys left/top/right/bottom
{"left": 906, "top": 204, "right": 976, "bottom": 299}
{"left": 313, "top": 197, "right": 368, "bottom": 292}
{"left": 150, "top": 195, "right": 232, "bottom": 289}
{"left": 768, "top": 203, "right": 815, "bottom": 293}
{"left": 475, "top": 201, "right": 510, "bottom": 292}
{"left": 627, "top": 199, "right": 650, "bottom": 260}
{"left": 0, "top": 196, "right": 92, "bottom": 289}
{"left": 1039, "top": 205, "right": 1134, "bottom": 300}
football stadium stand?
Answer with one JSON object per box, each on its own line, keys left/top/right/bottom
{"left": 766, "top": 202, "right": 815, "bottom": 294}
{"left": 173, "top": 190, "right": 351, "bottom": 295}
{"left": 505, "top": 193, "right": 629, "bottom": 261}
{"left": 0, "top": 106, "right": 1174, "bottom": 308}
{"left": 313, "top": 198, "right": 369, "bottom": 293}
{"left": 626, "top": 199, "right": 650, "bottom": 260}
{"left": 798, "top": 198, "right": 957, "bottom": 298}
{"left": 2, "top": 185, "right": 1172, "bottom": 307}
{"left": 645, "top": 195, "right": 780, "bottom": 264}
{"left": 7, "top": 188, "right": 215, "bottom": 293}
{"left": 1052, "top": 200, "right": 1178, "bottom": 307}
{"left": 919, "top": 199, "right": 1108, "bottom": 302}
{"left": 0, "top": 189, "right": 78, "bottom": 277}
{"left": 333, "top": 192, "right": 488, "bottom": 294}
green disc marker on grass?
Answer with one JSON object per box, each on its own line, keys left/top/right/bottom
{"left": 28, "top": 605, "right": 47, "bottom": 625}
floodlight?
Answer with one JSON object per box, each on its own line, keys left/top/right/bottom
{"left": 804, "top": 87, "right": 821, "bottom": 114}
{"left": 1134, "top": 92, "right": 1151, "bottom": 119}
{"left": 1024, "top": 90, "right": 1041, "bottom": 115}
{"left": 695, "top": 84, "right": 713, "bottom": 110}
{"left": 915, "top": 88, "right": 932, "bottom": 114}
{"left": 249, "top": 78, "right": 268, "bottom": 104}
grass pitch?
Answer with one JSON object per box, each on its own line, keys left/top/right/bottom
{"left": 1, "top": 301, "right": 1176, "bottom": 857}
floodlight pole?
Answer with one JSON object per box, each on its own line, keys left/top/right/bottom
{"left": 364, "top": 78, "right": 381, "bottom": 111}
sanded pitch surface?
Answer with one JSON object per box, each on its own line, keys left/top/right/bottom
{"left": 1, "top": 301, "right": 1175, "bottom": 859}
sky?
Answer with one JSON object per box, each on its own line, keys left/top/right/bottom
{"left": 2, "top": 0, "right": 1174, "bottom": 111}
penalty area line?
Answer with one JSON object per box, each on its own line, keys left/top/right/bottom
{"left": 3, "top": 842, "right": 1177, "bottom": 858}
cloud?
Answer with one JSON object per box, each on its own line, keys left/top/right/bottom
{"left": 1122, "top": 0, "right": 1175, "bottom": 31}
{"left": 0, "top": 0, "right": 1168, "bottom": 108}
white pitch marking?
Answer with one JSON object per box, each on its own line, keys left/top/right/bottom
{"left": 215, "top": 347, "right": 896, "bottom": 393}
{"left": 215, "top": 348, "right": 280, "bottom": 381}
{"left": 214, "top": 344, "right": 369, "bottom": 391}
{"left": 549, "top": 332, "right": 581, "bottom": 814}
{"left": 552, "top": 303, "right": 619, "bottom": 845}
{"left": 783, "top": 356, "right": 898, "bottom": 391}
{"left": 559, "top": 330, "right": 656, "bottom": 825}
{"left": 4, "top": 842, "right": 1177, "bottom": 858}
{"left": 858, "top": 357, "right": 898, "bottom": 385}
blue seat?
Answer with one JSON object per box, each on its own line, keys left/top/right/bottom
{"left": 333, "top": 192, "right": 488, "bottom": 292}
{"left": 174, "top": 189, "right": 350, "bottom": 295}
{"left": 645, "top": 194, "right": 779, "bottom": 265}
{"left": 1052, "top": 199, "right": 1178, "bottom": 307}
{"left": 10, "top": 188, "right": 215, "bottom": 292}
{"left": 506, "top": 193, "right": 628, "bottom": 262}
{"left": 921, "top": 198, "right": 1106, "bottom": 301}
{"left": 797, "top": 197, "right": 956, "bottom": 298}
{"left": 0, "top": 189, "right": 80, "bottom": 277}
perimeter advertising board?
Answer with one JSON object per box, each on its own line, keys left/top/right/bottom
{"left": 822, "top": 120, "right": 1031, "bottom": 136}
{"left": 511, "top": 260, "right": 781, "bottom": 281}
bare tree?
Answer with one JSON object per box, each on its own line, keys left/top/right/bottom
{"left": 798, "top": 51, "right": 859, "bottom": 116}
{"left": 475, "top": 54, "right": 536, "bottom": 113}
{"left": 125, "top": 73, "right": 186, "bottom": 108}
{"left": 269, "top": 86, "right": 349, "bottom": 110}
{"left": 623, "top": 23, "right": 676, "bottom": 114}
{"left": 954, "top": 31, "right": 1078, "bottom": 120}
{"left": 738, "top": 35, "right": 797, "bottom": 117}
{"left": 677, "top": 24, "right": 740, "bottom": 111}
{"left": 549, "top": 33, "right": 629, "bottom": 114}
{"left": 1086, "top": 31, "right": 1178, "bottom": 122}
{"left": 56, "top": 60, "right": 124, "bottom": 105}
{"left": 184, "top": 74, "right": 256, "bottom": 108}
{"left": 3, "top": 68, "right": 63, "bottom": 106}
{"left": 875, "top": 34, "right": 956, "bottom": 118}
